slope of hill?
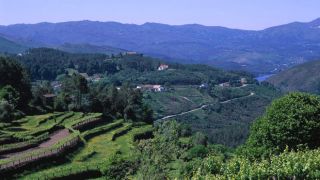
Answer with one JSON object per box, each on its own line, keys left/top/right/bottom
{"left": 1, "top": 18, "right": 320, "bottom": 74}
{"left": 7, "top": 47, "right": 281, "bottom": 146}
{"left": 0, "top": 35, "right": 28, "bottom": 54}
{"left": 267, "top": 60, "right": 320, "bottom": 94}
{"left": 56, "top": 43, "right": 126, "bottom": 55}
{"left": 0, "top": 112, "right": 153, "bottom": 179}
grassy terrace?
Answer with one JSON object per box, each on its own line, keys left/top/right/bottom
{"left": 0, "top": 112, "right": 153, "bottom": 179}
{"left": 0, "top": 112, "right": 101, "bottom": 163}
{"left": 20, "top": 121, "right": 153, "bottom": 179}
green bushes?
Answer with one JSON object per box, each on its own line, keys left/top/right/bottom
{"left": 187, "top": 145, "right": 208, "bottom": 159}
{"left": 21, "top": 162, "right": 104, "bottom": 180}
{"left": 192, "top": 148, "right": 320, "bottom": 179}
{"left": 111, "top": 124, "right": 132, "bottom": 141}
{"left": 132, "top": 129, "right": 153, "bottom": 141}
{"left": 82, "top": 120, "right": 123, "bottom": 140}
{"left": 243, "top": 92, "right": 320, "bottom": 158}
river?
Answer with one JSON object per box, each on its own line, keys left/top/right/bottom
{"left": 255, "top": 74, "right": 274, "bottom": 82}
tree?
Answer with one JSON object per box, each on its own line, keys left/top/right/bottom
{"left": 191, "top": 132, "right": 208, "bottom": 146}
{"left": 243, "top": 92, "right": 320, "bottom": 158}
{"left": 31, "top": 81, "right": 53, "bottom": 108}
{"left": 136, "top": 121, "right": 181, "bottom": 179}
{"left": 0, "top": 100, "right": 14, "bottom": 122}
{"left": 0, "top": 85, "right": 20, "bottom": 108}
{"left": 60, "top": 73, "right": 88, "bottom": 110}
{"left": 0, "top": 57, "right": 31, "bottom": 110}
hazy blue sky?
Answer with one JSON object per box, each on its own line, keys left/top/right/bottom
{"left": 0, "top": 0, "right": 319, "bottom": 30}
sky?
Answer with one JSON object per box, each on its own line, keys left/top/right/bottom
{"left": 0, "top": 0, "right": 319, "bottom": 30}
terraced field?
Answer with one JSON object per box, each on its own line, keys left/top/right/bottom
{"left": 0, "top": 112, "right": 153, "bottom": 179}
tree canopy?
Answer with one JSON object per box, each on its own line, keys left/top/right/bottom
{"left": 0, "top": 57, "right": 31, "bottom": 110}
{"left": 243, "top": 92, "right": 320, "bottom": 157}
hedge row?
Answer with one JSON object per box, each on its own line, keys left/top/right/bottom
{"left": 82, "top": 120, "right": 124, "bottom": 140}
{"left": 132, "top": 130, "right": 154, "bottom": 142}
{"left": 111, "top": 125, "right": 132, "bottom": 141}
{"left": 0, "top": 133, "right": 50, "bottom": 155}
{"left": 0, "top": 131, "right": 80, "bottom": 172}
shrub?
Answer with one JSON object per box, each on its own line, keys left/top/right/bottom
{"left": 244, "top": 92, "right": 320, "bottom": 158}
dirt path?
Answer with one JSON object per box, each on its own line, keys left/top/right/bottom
{"left": 221, "top": 92, "right": 255, "bottom": 104}
{"left": 179, "top": 96, "right": 194, "bottom": 103}
{"left": 1, "top": 129, "right": 70, "bottom": 159}
{"left": 157, "top": 92, "right": 255, "bottom": 121}
{"left": 39, "top": 129, "right": 70, "bottom": 148}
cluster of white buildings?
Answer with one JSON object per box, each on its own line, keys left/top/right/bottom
{"left": 136, "top": 85, "right": 165, "bottom": 92}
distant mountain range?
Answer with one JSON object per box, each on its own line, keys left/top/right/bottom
{"left": 268, "top": 59, "right": 320, "bottom": 94}
{"left": 1, "top": 18, "right": 320, "bottom": 74}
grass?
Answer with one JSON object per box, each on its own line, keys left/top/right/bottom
{"left": 12, "top": 115, "right": 153, "bottom": 179}
{"left": 0, "top": 111, "right": 153, "bottom": 179}
{"left": 73, "top": 122, "right": 133, "bottom": 163}
{"left": 82, "top": 120, "right": 124, "bottom": 140}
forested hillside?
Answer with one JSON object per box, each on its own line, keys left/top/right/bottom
{"left": 2, "top": 48, "right": 281, "bottom": 147}
{"left": 56, "top": 43, "right": 126, "bottom": 55}
{"left": 1, "top": 48, "right": 320, "bottom": 179}
{"left": 0, "top": 36, "right": 27, "bottom": 54}
{"left": 268, "top": 59, "right": 320, "bottom": 94}
{"left": 13, "top": 48, "right": 248, "bottom": 84}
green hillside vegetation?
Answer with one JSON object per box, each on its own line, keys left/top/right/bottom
{"left": 156, "top": 83, "right": 281, "bottom": 147}
{"left": 56, "top": 43, "right": 126, "bottom": 55}
{"left": 1, "top": 50, "right": 320, "bottom": 179}
{"left": 0, "top": 112, "right": 153, "bottom": 179}
{"left": 1, "top": 49, "right": 281, "bottom": 147}
{"left": 4, "top": 48, "right": 319, "bottom": 179}
{"left": 2, "top": 93, "right": 320, "bottom": 179}
{"left": 144, "top": 85, "right": 216, "bottom": 119}
{"left": 0, "top": 36, "right": 27, "bottom": 54}
{"left": 188, "top": 92, "right": 320, "bottom": 179}
{"left": 12, "top": 48, "right": 251, "bottom": 84}
{"left": 268, "top": 59, "right": 320, "bottom": 94}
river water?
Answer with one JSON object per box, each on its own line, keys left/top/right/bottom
{"left": 255, "top": 74, "right": 274, "bottom": 82}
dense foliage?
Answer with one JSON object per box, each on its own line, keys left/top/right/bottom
{"left": 170, "top": 83, "right": 281, "bottom": 147}
{"left": 0, "top": 57, "right": 32, "bottom": 110}
{"left": 132, "top": 93, "right": 320, "bottom": 179}
{"left": 13, "top": 48, "right": 253, "bottom": 86}
{"left": 15, "top": 48, "right": 109, "bottom": 80}
{"left": 242, "top": 92, "right": 320, "bottom": 158}
{"left": 191, "top": 148, "right": 320, "bottom": 179}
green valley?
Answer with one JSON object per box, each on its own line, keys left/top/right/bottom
{"left": 1, "top": 47, "right": 319, "bottom": 179}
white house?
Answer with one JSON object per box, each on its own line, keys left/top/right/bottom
{"left": 158, "top": 64, "right": 169, "bottom": 71}
{"left": 136, "top": 85, "right": 164, "bottom": 92}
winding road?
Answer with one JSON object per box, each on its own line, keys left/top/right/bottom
{"left": 157, "top": 91, "right": 255, "bottom": 122}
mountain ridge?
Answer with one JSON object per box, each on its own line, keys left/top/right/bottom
{"left": 1, "top": 18, "right": 320, "bottom": 74}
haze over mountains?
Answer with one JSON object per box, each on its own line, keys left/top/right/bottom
{"left": 1, "top": 18, "right": 320, "bottom": 74}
